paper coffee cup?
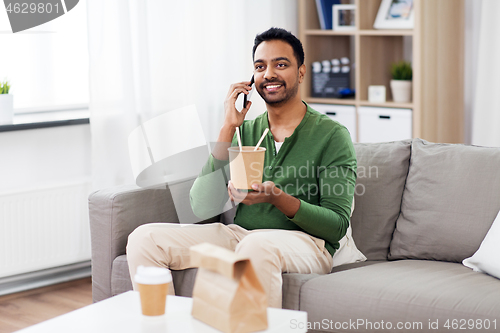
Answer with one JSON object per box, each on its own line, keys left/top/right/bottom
{"left": 228, "top": 146, "right": 266, "bottom": 189}
{"left": 134, "top": 266, "right": 172, "bottom": 316}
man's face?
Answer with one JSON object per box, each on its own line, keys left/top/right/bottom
{"left": 253, "top": 40, "right": 304, "bottom": 106}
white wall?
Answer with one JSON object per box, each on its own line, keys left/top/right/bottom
{"left": 0, "top": 124, "right": 92, "bottom": 284}
{"left": 464, "top": 0, "right": 482, "bottom": 145}
{"left": 0, "top": 124, "right": 91, "bottom": 194}
{"left": 0, "top": 0, "right": 89, "bottom": 109}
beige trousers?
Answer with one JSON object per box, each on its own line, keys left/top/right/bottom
{"left": 126, "top": 222, "right": 333, "bottom": 308}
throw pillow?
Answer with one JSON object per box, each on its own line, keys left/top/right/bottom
{"left": 389, "top": 139, "right": 500, "bottom": 262}
{"left": 332, "top": 224, "right": 367, "bottom": 267}
{"left": 332, "top": 197, "right": 366, "bottom": 267}
{"left": 350, "top": 140, "right": 411, "bottom": 260}
{"left": 463, "top": 209, "right": 500, "bottom": 279}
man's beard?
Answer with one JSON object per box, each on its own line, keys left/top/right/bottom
{"left": 257, "top": 77, "right": 300, "bottom": 107}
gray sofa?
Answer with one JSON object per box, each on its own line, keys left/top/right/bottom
{"left": 89, "top": 138, "right": 500, "bottom": 332}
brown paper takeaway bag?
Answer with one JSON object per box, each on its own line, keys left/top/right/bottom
{"left": 190, "top": 243, "right": 268, "bottom": 333}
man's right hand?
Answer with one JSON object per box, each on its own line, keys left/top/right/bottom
{"left": 223, "top": 81, "right": 253, "bottom": 129}
{"left": 212, "top": 81, "right": 253, "bottom": 160}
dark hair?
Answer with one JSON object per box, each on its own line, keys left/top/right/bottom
{"left": 253, "top": 27, "right": 304, "bottom": 67}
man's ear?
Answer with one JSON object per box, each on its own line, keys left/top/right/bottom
{"left": 298, "top": 64, "right": 306, "bottom": 83}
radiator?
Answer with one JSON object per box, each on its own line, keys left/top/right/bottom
{"left": 0, "top": 180, "right": 93, "bottom": 278}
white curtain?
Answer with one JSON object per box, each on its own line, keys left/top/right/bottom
{"left": 87, "top": 0, "right": 297, "bottom": 191}
{"left": 471, "top": 0, "right": 500, "bottom": 147}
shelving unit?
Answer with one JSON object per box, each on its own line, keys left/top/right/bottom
{"left": 298, "top": 0, "right": 464, "bottom": 143}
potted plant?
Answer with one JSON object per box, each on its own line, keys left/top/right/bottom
{"left": 0, "top": 80, "right": 13, "bottom": 125}
{"left": 390, "top": 61, "right": 412, "bottom": 103}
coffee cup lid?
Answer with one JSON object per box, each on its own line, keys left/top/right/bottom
{"left": 134, "top": 266, "right": 172, "bottom": 285}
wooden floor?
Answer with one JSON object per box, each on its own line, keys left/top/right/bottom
{"left": 0, "top": 278, "right": 92, "bottom": 333}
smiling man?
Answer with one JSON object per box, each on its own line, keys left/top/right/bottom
{"left": 127, "top": 27, "right": 357, "bottom": 308}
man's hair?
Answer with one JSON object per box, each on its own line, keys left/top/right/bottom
{"left": 253, "top": 27, "right": 304, "bottom": 67}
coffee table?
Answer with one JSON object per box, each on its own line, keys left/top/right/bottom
{"left": 16, "top": 291, "right": 307, "bottom": 332}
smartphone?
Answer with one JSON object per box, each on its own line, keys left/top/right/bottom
{"left": 243, "top": 75, "right": 255, "bottom": 109}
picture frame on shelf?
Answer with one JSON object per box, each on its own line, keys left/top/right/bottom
{"left": 373, "top": 0, "right": 414, "bottom": 30}
{"left": 368, "top": 85, "right": 386, "bottom": 103}
{"left": 332, "top": 4, "right": 356, "bottom": 31}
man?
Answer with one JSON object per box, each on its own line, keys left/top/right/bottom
{"left": 127, "top": 27, "right": 357, "bottom": 308}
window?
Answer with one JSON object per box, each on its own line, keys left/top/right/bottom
{"left": 0, "top": 0, "right": 89, "bottom": 113}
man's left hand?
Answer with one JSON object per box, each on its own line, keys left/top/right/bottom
{"left": 228, "top": 181, "right": 278, "bottom": 206}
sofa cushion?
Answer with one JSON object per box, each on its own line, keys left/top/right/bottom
{"left": 282, "top": 273, "right": 321, "bottom": 310}
{"left": 113, "top": 255, "right": 379, "bottom": 310}
{"left": 389, "top": 139, "right": 500, "bottom": 262}
{"left": 282, "top": 261, "right": 383, "bottom": 311}
{"left": 300, "top": 260, "right": 500, "bottom": 333}
{"left": 330, "top": 259, "right": 385, "bottom": 273}
{"left": 110, "top": 255, "right": 320, "bottom": 309}
{"left": 110, "top": 255, "right": 198, "bottom": 297}
{"left": 350, "top": 140, "right": 411, "bottom": 260}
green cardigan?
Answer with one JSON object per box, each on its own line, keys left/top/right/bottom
{"left": 190, "top": 102, "right": 357, "bottom": 256}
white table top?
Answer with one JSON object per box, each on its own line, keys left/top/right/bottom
{"left": 17, "top": 291, "right": 307, "bottom": 333}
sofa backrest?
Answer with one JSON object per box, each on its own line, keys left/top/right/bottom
{"left": 350, "top": 140, "right": 411, "bottom": 260}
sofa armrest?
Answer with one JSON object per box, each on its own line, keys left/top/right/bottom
{"left": 89, "top": 184, "right": 180, "bottom": 302}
